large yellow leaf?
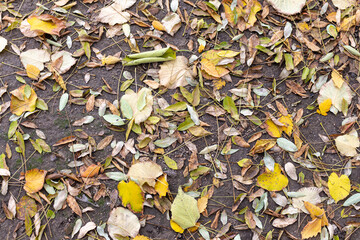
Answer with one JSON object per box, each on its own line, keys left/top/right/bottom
{"left": 10, "top": 85, "right": 38, "bottom": 116}
{"left": 24, "top": 168, "right": 46, "bottom": 194}
{"left": 201, "top": 50, "right": 239, "bottom": 78}
{"left": 155, "top": 175, "right": 169, "bottom": 197}
{"left": 117, "top": 180, "right": 144, "bottom": 212}
{"left": 328, "top": 173, "right": 351, "bottom": 203}
{"left": 27, "top": 14, "right": 66, "bottom": 36}
{"left": 317, "top": 98, "right": 332, "bottom": 116}
{"left": 301, "top": 201, "right": 328, "bottom": 239}
{"left": 257, "top": 163, "right": 288, "bottom": 191}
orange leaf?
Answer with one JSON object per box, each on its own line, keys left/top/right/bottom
{"left": 24, "top": 168, "right": 46, "bottom": 194}
{"left": 152, "top": 20, "right": 165, "bottom": 31}
{"left": 81, "top": 164, "right": 101, "bottom": 178}
{"left": 317, "top": 98, "right": 332, "bottom": 116}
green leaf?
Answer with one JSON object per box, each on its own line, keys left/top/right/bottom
{"left": 180, "top": 86, "right": 193, "bottom": 103}
{"left": 36, "top": 98, "right": 48, "bottom": 111}
{"left": 284, "top": 53, "right": 294, "bottom": 71}
{"left": 137, "top": 90, "right": 147, "bottom": 111}
{"left": 223, "top": 96, "right": 239, "bottom": 120}
{"left": 344, "top": 45, "right": 360, "bottom": 57}
{"left": 120, "top": 79, "right": 134, "bottom": 91}
{"left": 16, "top": 75, "right": 26, "bottom": 84}
{"left": 326, "top": 24, "right": 337, "bottom": 38}
{"left": 8, "top": 121, "right": 18, "bottom": 139}
{"left": 120, "top": 98, "right": 133, "bottom": 119}
{"left": 163, "top": 155, "right": 178, "bottom": 170}
{"left": 123, "top": 47, "right": 176, "bottom": 66}
{"left": 24, "top": 85, "right": 31, "bottom": 99}
{"left": 178, "top": 117, "right": 195, "bottom": 131}
{"left": 276, "top": 138, "right": 298, "bottom": 152}
{"left": 171, "top": 187, "right": 200, "bottom": 229}
{"left": 343, "top": 193, "right": 360, "bottom": 206}
{"left": 103, "top": 114, "right": 125, "bottom": 126}
{"left": 15, "top": 131, "right": 25, "bottom": 157}
{"left": 165, "top": 102, "right": 187, "bottom": 111}
{"left": 59, "top": 93, "right": 68, "bottom": 111}
{"left": 154, "top": 137, "right": 177, "bottom": 148}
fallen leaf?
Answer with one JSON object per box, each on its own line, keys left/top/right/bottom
{"left": 161, "top": 13, "right": 181, "bottom": 36}
{"left": 0, "top": 36, "right": 7, "bottom": 52}
{"left": 257, "top": 163, "right": 288, "bottom": 191}
{"left": 335, "top": 130, "right": 359, "bottom": 157}
{"left": 27, "top": 14, "right": 66, "bottom": 36}
{"left": 81, "top": 164, "right": 101, "bottom": 178}
{"left": 16, "top": 196, "right": 37, "bottom": 220}
{"left": 20, "top": 48, "right": 50, "bottom": 71}
{"left": 67, "top": 195, "right": 82, "bottom": 217}
{"left": 317, "top": 98, "right": 332, "bottom": 116}
{"left": 171, "top": 187, "right": 200, "bottom": 229}
{"left": 301, "top": 201, "right": 328, "bottom": 239}
{"left": 128, "top": 161, "right": 163, "bottom": 187}
{"left": 107, "top": 207, "right": 140, "bottom": 238}
{"left": 331, "top": 69, "right": 344, "bottom": 88}
{"left": 267, "top": 0, "right": 306, "bottom": 15}
{"left": 24, "top": 168, "right": 46, "bottom": 194}
{"left": 159, "top": 56, "right": 195, "bottom": 89}
{"left": 26, "top": 64, "right": 40, "bottom": 80}
{"left": 332, "top": 0, "right": 356, "bottom": 9}
{"left": 201, "top": 50, "right": 239, "bottom": 78}
{"left": 98, "top": 1, "right": 136, "bottom": 26}
{"left": 78, "top": 222, "right": 96, "bottom": 239}
{"left": 155, "top": 174, "right": 169, "bottom": 197}
{"left": 272, "top": 217, "right": 297, "bottom": 228}
{"left": 328, "top": 173, "right": 351, "bottom": 203}
{"left": 117, "top": 180, "right": 144, "bottom": 212}
{"left": 318, "top": 80, "right": 354, "bottom": 115}
{"left": 120, "top": 88, "right": 153, "bottom": 124}
{"left": 10, "top": 85, "right": 38, "bottom": 116}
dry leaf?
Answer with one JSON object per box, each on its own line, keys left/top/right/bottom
{"left": 117, "top": 180, "right": 144, "bottom": 212}
{"left": 159, "top": 56, "right": 195, "bottom": 89}
{"left": 24, "top": 168, "right": 46, "bottom": 194}
{"left": 10, "top": 85, "right": 38, "bottom": 116}
{"left": 257, "top": 163, "right": 288, "bottom": 191}
{"left": 328, "top": 173, "right": 351, "bottom": 203}
{"left": 107, "top": 207, "right": 140, "bottom": 238}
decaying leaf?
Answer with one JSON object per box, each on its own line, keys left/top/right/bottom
{"left": 301, "top": 201, "right": 328, "bottom": 239}
{"left": 127, "top": 161, "right": 163, "bottom": 187}
{"left": 98, "top": 1, "right": 136, "bottom": 26}
{"left": 26, "top": 14, "right": 67, "bottom": 36}
{"left": 107, "top": 207, "right": 140, "bottom": 238}
{"left": 335, "top": 130, "right": 359, "bottom": 157}
{"left": 20, "top": 48, "right": 50, "bottom": 71}
{"left": 267, "top": 0, "right": 306, "bottom": 15}
{"left": 120, "top": 88, "right": 153, "bottom": 124}
{"left": 159, "top": 56, "right": 195, "bottom": 89}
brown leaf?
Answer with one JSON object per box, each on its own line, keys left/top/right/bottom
{"left": 86, "top": 94, "right": 95, "bottom": 112}
{"left": 67, "top": 195, "right": 82, "bottom": 217}
{"left": 97, "top": 135, "right": 113, "bottom": 150}
{"left": 53, "top": 136, "right": 76, "bottom": 146}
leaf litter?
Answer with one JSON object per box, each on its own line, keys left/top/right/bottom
{"left": 0, "top": 0, "right": 360, "bottom": 239}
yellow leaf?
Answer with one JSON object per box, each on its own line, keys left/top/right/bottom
{"left": 10, "top": 85, "right": 38, "bottom": 116}
{"left": 198, "top": 44, "right": 205, "bottom": 53}
{"left": 302, "top": 201, "right": 328, "bottom": 239}
{"left": 26, "top": 64, "right": 40, "bottom": 80}
{"left": 27, "top": 14, "right": 67, "bottom": 36}
{"left": 133, "top": 235, "right": 151, "bottom": 240}
{"left": 340, "top": 15, "right": 356, "bottom": 32}
{"left": 328, "top": 173, "right": 351, "bottom": 203}
{"left": 201, "top": 50, "right": 239, "bottom": 78}
{"left": 24, "top": 168, "right": 46, "bottom": 194}
{"left": 265, "top": 119, "right": 282, "bottom": 138}
{"left": 152, "top": 20, "right": 165, "bottom": 31}
{"left": 170, "top": 219, "right": 184, "bottom": 233}
{"left": 197, "top": 195, "right": 208, "bottom": 213}
{"left": 188, "top": 126, "right": 212, "bottom": 137}
{"left": 257, "top": 163, "right": 288, "bottom": 191}
{"left": 317, "top": 98, "right": 332, "bottom": 116}
{"left": 279, "top": 115, "right": 293, "bottom": 136}
{"left": 155, "top": 174, "right": 169, "bottom": 197}
{"left": 301, "top": 218, "right": 322, "bottom": 239}
{"left": 331, "top": 69, "right": 344, "bottom": 88}
{"left": 249, "top": 139, "right": 276, "bottom": 155}
{"left": 117, "top": 180, "right": 144, "bottom": 212}
{"left": 297, "top": 22, "right": 311, "bottom": 32}
{"left": 101, "top": 56, "right": 122, "bottom": 65}
{"left": 213, "top": 79, "right": 226, "bottom": 90}
{"left": 247, "top": 0, "right": 262, "bottom": 27}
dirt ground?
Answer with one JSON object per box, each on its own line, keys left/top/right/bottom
{"left": 0, "top": 0, "right": 360, "bottom": 240}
